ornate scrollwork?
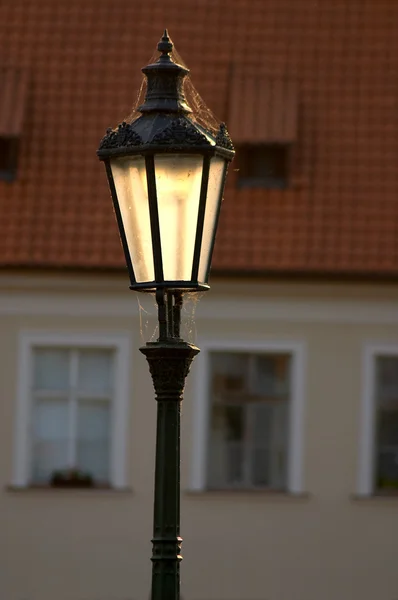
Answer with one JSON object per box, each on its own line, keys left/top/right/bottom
{"left": 140, "top": 342, "right": 199, "bottom": 399}
{"left": 215, "top": 122, "right": 234, "bottom": 151}
{"left": 145, "top": 355, "right": 196, "bottom": 398}
{"left": 151, "top": 117, "right": 211, "bottom": 146}
{"left": 98, "top": 121, "right": 142, "bottom": 150}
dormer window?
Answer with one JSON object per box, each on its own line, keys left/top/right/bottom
{"left": 0, "top": 137, "right": 19, "bottom": 181}
{"left": 0, "top": 66, "right": 28, "bottom": 182}
{"left": 228, "top": 74, "right": 297, "bottom": 190}
{"left": 237, "top": 144, "right": 289, "bottom": 189}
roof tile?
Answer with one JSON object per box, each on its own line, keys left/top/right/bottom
{"left": 1, "top": 0, "right": 398, "bottom": 276}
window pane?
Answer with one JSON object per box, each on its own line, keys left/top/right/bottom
{"left": 33, "top": 348, "right": 70, "bottom": 390}
{"left": 238, "top": 144, "right": 288, "bottom": 189}
{"left": 252, "top": 354, "right": 290, "bottom": 397}
{"left": 208, "top": 405, "right": 245, "bottom": 487}
{"left": 375, "top": 356, "right": 398, "bottom": 490}
{"left": 198, "top": 156, "right": 225, "bottom": 282}
{"left": 77, "top": 400, "right": 111, "bottom": 484}
{"left": 211, "top": 352, "right": 249, "bottom": 399}
{"left": 376, "top": 356, "right": 398, "bottom": 408}
{"left": 251, "top": 402, "right": 288, "bottom": 488}
{"left": 77, "top": 349, "right": 114, "bottom": 393}
{"left": 376, "top": 443, "right": 398, "bottom": 490}
{"left": 110, "top": 155, "right": 155, "bottom": 283}
{"left": 155, "top": 154, "right": 203, "bottom": 281}
{"left": 31, "top": 399, "right": 69, "bottom": 483}
{"left": 213, "top": 405, "right": 244, "bottom": 441}
{"left": 251, "top": 403, "right": 272, "bottom": 486}
{"left": 0, "top": 137, "right": 18, "bottom": 182}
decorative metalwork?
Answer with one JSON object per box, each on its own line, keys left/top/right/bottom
{"left": 143, "top": 344, "right": 198, "bottom": 398}
{"left": 152, "top": 117, "right": 211, "bottom": 146}
{"left": 216, "top": 122, "right": 234, "bottom": 151}
{"left": 98, "top": 121, "right": 142, "bottom": 150}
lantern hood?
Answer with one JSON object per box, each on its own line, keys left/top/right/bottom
{"left": 97, "top": 30, "right": 235, "bottom": 160}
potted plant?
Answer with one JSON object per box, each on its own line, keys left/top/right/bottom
{"left": 50, "top": 467, "right": 94, "bottom": 488}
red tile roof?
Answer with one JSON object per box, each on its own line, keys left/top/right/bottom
{"left": 1, "top": 0, "right": 398, "bottom": 277}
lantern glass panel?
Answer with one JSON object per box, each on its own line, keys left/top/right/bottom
{"left": 198, "top": 156, "right": 226, "bottom": 282}
{"left": 155, "top": 154, "right": 203, "bottom": 281}
{"left": 110, "top": 156, "right": 155, "bottom": 283}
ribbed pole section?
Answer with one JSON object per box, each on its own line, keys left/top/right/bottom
{"left": 140, "top": 341, "right": 199, "bottom": 600}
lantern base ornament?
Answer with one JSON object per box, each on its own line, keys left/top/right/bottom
{"left": 140, "top": 292, "right": 199, "bottom": 600}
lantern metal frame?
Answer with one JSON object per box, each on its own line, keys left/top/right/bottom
{"left": 97, "top": 31, "right": 234, "bottom": 294}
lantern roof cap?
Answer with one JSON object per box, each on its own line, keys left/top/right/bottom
{"left": 97, "top": 31, "right": 235, "bottom": 160}
{"left": 138, "top": 30, "right": 191, "bottom": 114}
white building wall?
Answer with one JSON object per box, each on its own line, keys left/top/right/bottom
{"left": 0, "top": 274, "right": 397, "bottom": 600}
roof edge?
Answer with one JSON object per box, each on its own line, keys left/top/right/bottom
{"left": 1, "top": 264, "right": 398, "bottom": 285}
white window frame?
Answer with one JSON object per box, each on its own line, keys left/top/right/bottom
{"left": 13, "top": 331, "right": 132, "bottom": 489}
{"left": 190, "top": 339, "right": 307, "bottom": 494}
{"left": 358, "top": 343, "right": 398, "bottom": 496}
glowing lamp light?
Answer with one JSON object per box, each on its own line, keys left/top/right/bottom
{"left": 97, "top": 30, "right": 235, "bottom": 293}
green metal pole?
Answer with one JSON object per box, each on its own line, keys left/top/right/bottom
{"left": 140, "top": 292, "right": 199, "bottom": 600}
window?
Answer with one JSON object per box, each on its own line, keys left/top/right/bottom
{"left": 190, "top": 341, "right": 306, "bottom": 494}
{"left": 374, "top": 356, "right": 398, "bottom": 492}
{"left": 207, "top": 352, "right": 291, "bottom": 490}
{"left": 0, "top": 66, "right": 29, "bottom": 181}
{"left": 13, "top": 333, "right": 131, "bottom": 489}
{"left": 359, "top": 344, "right": 398, "bottom": 496}
{"left": 237, "top": 144, "right": 289, "bottom": 189}
{"left": 0, "top": 137, "right": 19, "bottom": 181}
{"left": 228, "top": 74, "right": 297, "bottom": 189}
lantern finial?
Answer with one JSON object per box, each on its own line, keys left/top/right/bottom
{"left": 157, "top": 30, "right": 173, "bottom": 56}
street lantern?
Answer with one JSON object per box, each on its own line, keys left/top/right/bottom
{"left": 97, "top": 30, "right": 234, "bottom": 293}
{"left": 97, "top": 31, "right": 234, "bottom": 600}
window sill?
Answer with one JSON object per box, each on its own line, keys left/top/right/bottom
{"left": 184, "top": 489, "right": 310, "bottom": 501}
{"left": 351, "top": 492, "right": 398, "bottom": 502}
{"left": 0, "top": 169, "right": 17, "bottom": 183}
{"left": 6, "top": 485, "right": 133, "bottom": 496}
{"left": 237, "top": 179, "right": 288, "bottom": 190}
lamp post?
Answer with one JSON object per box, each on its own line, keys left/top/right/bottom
{"left": 97, "top": 31, "right": 234, "bottom": 600}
